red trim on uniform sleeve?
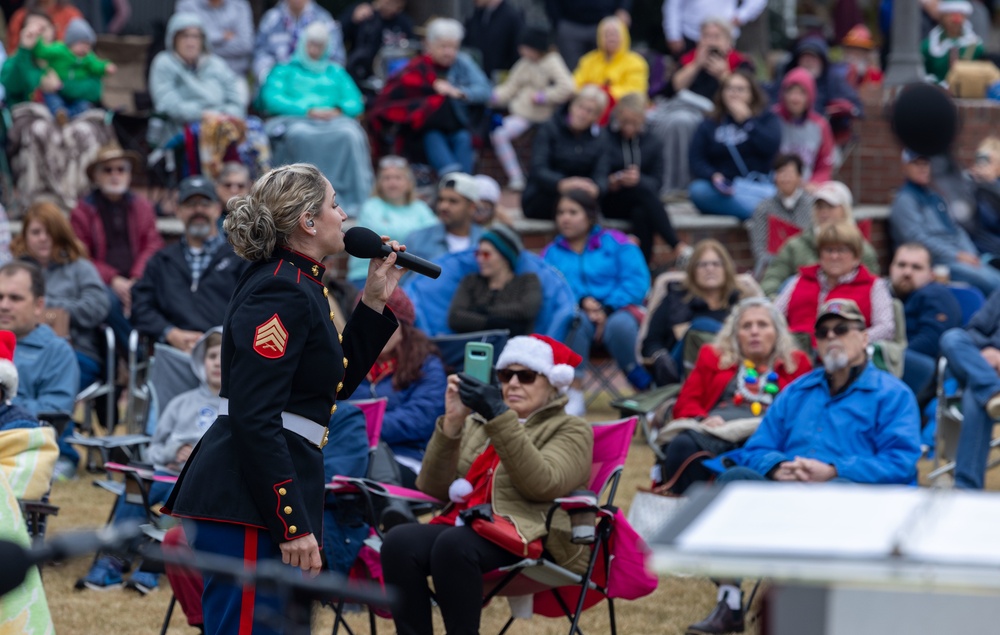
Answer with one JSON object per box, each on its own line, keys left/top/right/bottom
{"left": 297, "top": 270, "right": 301, "bottom": 283}
{"left": 239, "top": 526, "right": 258, "bottom": 635}
{"left": 273, "top": 261, "right": 284, "bottom": 276}
{"left": 273, "top": 479, "right": 293, "bottom": 536}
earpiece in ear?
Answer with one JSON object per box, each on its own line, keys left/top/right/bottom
{"left": 306, "top": 219, "right": 315, "bottom": 227}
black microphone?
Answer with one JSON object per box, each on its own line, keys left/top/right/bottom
{"left": 344, "top": 227, "right": 442, "bottom": 279}
{"left": 0, "top": 522, "right": 144, "bottom": 596}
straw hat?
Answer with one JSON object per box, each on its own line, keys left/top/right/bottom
{"left": 86, "top": 142, "right": 141, "bottom": 182}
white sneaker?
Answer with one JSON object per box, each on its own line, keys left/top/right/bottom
{"left": 565, "top": 389, "right": 586, "bottom": 417}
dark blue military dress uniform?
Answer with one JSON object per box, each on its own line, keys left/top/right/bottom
{"left": 164, "top": 247, "right": 396, "bottom": 634}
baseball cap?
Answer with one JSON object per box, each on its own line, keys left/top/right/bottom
{"left": 438, "top": 172, "right": 480, "bottom": 203}
{"left": 813, "top": 181, "right": 853, "bottom": 208}
{"left": 474, "top": 174, "right": 501, "bottom": 204}
{"left": 178, "top": 175, "right": 219, "bottom": 204}
{"left": 815, "top": 299, "right": 865, "bottom": 327}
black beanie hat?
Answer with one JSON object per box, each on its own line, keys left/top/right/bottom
{"left": 520, "top": 27, "right": 550, "bottom": 54}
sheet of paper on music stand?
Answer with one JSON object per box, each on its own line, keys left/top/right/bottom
{"left": 903, "top": 491, "right": 1000, "bottom": 566}
{"left": 674, "top": 483, "right": 925, "bottom": 558}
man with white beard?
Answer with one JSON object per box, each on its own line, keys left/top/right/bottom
{"left": 131, "top": 176, "right": 246, "bottom": 353}
{"left": 708, "top": 299, "right": 921, "bottom": 485}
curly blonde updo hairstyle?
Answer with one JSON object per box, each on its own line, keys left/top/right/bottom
{"left": 224, "top": 163, "right": 327, "bottom": 261}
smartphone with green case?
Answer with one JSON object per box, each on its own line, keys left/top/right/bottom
{"left": 463, "top": 342, "right": 494, "bottom": 384}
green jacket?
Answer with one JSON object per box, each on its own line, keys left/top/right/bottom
{"left": 418, "top": 396, "right": 593, "bottom": 573}
{"left": 761, "top": 228, "right": 881, "bottom": 296}
{"left": 33, "top": 41, "right": 108, "bottom": 104}
{"left": 0, "top": 47, "right": 45, "bottom": 105}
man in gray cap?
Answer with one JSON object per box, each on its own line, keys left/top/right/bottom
{"left": 684, "top": 299, "right": 922, "bottom": 635}
{"left": 132, "top": 175, "right": 247, "bottom": 352}
{"left": 403, "top": 172, "right": 485, "bottom": 263}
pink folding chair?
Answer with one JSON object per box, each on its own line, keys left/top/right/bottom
{"left": 480, "top": 416, "right": 658, "bottom": 635}
{"left": 347, "top": 397, "right": 388, "bottom": 453}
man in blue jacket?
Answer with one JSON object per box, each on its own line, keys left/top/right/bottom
{"left": 690, "top": 299, "right": 922, "bottom": 635}
{"left": 889, "top": 243, "right": 962, "bottom": 394}
{"left": 940, "top": 288, "right": 1000, "bottom": 489}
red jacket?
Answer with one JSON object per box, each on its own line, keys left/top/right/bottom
{"left": 71, "top": 192, "right": 165, "bottom": 285}
{"left": 673, "top": 345, "right": 813, "bottom": 419}
{"left": 786, "top": 264, "right": 875, "bottom": 339}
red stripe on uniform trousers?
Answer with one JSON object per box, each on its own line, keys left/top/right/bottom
{"left": 239, "top": 527, "right": 258, "bottom": 635}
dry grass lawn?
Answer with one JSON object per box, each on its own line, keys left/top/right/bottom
{"left": 38, "top": 392, "right": 969, "bottom": 635}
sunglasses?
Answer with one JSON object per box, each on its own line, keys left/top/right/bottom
{"left": 101, "top": 165, "right": 130, "bottom": 175}
{"left": 814, "top": 323, "right": 863, "bottom": 339}
{"left": 497, "top": 368, "right": 539, "bottom": 384}
{"left": 475, "top": 249, "right": 491, "bottom": 259}
{"left": 379, "top": 156, "right": 409, "bottom": 169}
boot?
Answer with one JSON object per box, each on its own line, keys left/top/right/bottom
{"left": 686, "top": 600, "right": 744, "bottom": 634}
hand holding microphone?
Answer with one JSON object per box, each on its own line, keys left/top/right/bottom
{"left": 344, "top": 227, "right": 442, "bottom": 279}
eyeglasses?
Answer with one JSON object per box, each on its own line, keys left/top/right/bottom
{"left": 820, "top": 245, "right": 853, "bottom": 255}
{"left": 814, "top": 323, "right": 863, "bottom": 339}
{"left": 220, "top": 181, "right": 247, "bottom": 190}
{"left": 100, "top": 165, "right": 130, "bottom": 175}
{"left": 696, "top": 260, "right": 723, "bottom": 269}
{"left": 497, "top": 368, "right": 539, "bottom": 384}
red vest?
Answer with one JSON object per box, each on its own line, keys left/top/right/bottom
{"left": 786, "top": 264, "right": 875, "bottom": 337}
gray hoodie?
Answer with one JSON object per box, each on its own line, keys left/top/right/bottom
{"left": 147, "top": 327, "right": 222, "bottom": 473}
{"left": 148, "top": 12, "right": 245, "bottom": 141}
{"left": 175, "top": 0, "right": 255, "bottom": 76}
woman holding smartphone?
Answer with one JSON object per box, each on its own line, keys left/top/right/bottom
{"left": 381, "top": 334, "right": 592, "bottom": 635}
{"left": 688, "top": 68, "right": 781, "bottom": 220}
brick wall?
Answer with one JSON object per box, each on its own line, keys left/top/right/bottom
{"left": 838, "top": 96, "right": 1000, "bottom": 205}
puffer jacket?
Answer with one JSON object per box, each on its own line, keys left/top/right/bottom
{"left": 417, "top": 396, "right": 593, "bottom": 574}
{"left": 493, "top": 51, "right": 575, "bottom": 123}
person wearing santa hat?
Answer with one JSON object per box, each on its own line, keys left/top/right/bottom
{"left": 0, "top": 330, "right": 38, "bottom": 431}
{"left": 381, "top": 333, "right": 594, "bottom": 635}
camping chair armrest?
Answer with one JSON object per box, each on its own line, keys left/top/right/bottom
{"left": 326, "top": 475, "right": 445, "bottom": 506}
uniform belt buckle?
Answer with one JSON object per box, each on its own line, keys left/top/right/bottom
{"left": 318, "top": 427, "right": 330, "bottom": 450}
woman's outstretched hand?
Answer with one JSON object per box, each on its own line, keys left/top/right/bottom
{"left": 361, "top": 237, "right": 406, "bottom": 314}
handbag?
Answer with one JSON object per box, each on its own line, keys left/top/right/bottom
{"left": 462, "top": 505, "right": 544, "bottom": 558}
{"left": 726, "top": 141, "right": 777, "bottom": 212}
{"left": 947, "top": 47, "right": 1000, "bottom": 99}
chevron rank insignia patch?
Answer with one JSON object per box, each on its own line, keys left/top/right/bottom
{"left": 254, "top": 314, "right": 288, "bottom": 359}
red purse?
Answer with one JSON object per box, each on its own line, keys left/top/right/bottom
{"left": 458, "top": 446, "right": 544, "bottom": 559}
{"left": 471, "top": 513, "right": 544, "bottom": 559}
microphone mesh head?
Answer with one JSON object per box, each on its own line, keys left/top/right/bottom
{"left": 343, "top": 227, "right": 384, "bottom": 258}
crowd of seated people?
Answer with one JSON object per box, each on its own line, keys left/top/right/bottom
{"left": 9, "top": 4, "right": 1000, "bottom": 633}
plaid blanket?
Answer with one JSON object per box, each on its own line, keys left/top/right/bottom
{"left": 369, "top": 54, "right": 448, "bottom": 135}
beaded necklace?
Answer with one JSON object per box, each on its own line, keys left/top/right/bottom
{"left": 733, "top": 359, "right": 780, "bottom": 416}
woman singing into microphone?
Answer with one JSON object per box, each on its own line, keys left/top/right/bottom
{"left": 164, "top": 163, "right": 404, "bottom": 635}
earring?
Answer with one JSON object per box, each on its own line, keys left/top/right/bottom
{"left": 312, "top": 230, "right": 317, "bottom": 235}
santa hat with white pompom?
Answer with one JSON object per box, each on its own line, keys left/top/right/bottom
{"left": 0, "top": 330, "right": 18, "bottom": 401}
{"left": 495, "top": 334, "right": 582, "bottom": 390}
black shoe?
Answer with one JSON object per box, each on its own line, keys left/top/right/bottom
{"left": 686, "top": 600, "right": 744, "bottom": 634}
